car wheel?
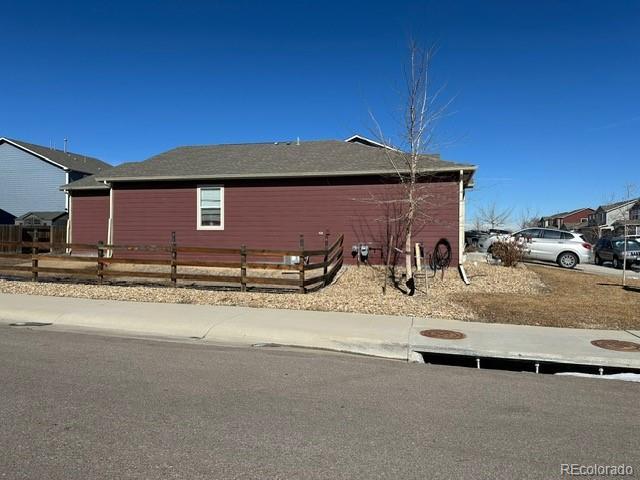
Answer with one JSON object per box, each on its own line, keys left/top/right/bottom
{"left": 557, "top": 252, "right": 578, "bottom": 269}
{"left": 595, "top": 253, "right": 603, "bottom": 266}
{"left": 613, "top": 256, "right": 621, "bottom": 269}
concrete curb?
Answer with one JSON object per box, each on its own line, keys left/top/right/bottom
{"left": 1, "top": 293, "right": 639, "bottom": 369}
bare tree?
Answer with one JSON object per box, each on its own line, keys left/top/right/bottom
{"left": 478, "top": 202, "right": 512, "bottom": 230}
{"left": 368, "top": 41, "right": 454, "bottom": 288}
{"left": 623, "top": 182, "right": 637, "bottom": 200}
{"left": 518, "top": 207, "right": 540, "bottom": 229}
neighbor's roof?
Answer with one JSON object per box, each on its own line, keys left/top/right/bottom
{"left": 60, "top": 174, "right": 110, "bottom": 191}
{"left": 542, "top": 207, "right": 594, "bottom": 220}
{"left": 16, "top": 211, "right": 68, "bottom": 221}
{"left": 93, "top": 138, "right": 475, "bottom": 183}
{"left": 1, "top": 137, "right": 111, "bottom": 174}
{"left": 598, "top": 198, "right": 639, "bottom": 212}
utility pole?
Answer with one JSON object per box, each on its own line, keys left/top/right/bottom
{"left": 622, "top": 223, "right": 628, "bottom": 287}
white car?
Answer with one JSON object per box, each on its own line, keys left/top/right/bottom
{"left": 483, "top": 228, "right": 593, "bottom": 269}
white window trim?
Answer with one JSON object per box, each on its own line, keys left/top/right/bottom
{"left": 197, "top": 185, "right": 225, "bottom": 230}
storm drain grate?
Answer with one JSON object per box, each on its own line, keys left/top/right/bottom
{"left": 9, "top": 322, "right": 53, "bottom": 327}
{"left": 591, "top": 339, "right": 640, "bottom": 352}
{"left": 420, "top": 329, "right": 466, "bottom": 340}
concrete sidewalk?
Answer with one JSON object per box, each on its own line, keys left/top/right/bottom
{"left": 1, "top": 293, "right": 639, "bottom": 369}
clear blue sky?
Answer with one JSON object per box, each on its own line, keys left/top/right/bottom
{"left": 1, "top": 0, "right": 638, "bottom": 224}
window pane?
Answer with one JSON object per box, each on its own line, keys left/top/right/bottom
{"left": 201, "top": 208, "right": 220, "bottom": 226}
{"left": 200, "top": 188, "right": 221, "bottom": 209}
{"left": 543, "top": 230, "right": 562, "bottom": 239}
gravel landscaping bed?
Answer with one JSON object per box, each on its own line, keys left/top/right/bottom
{"left": 0, "top": 262, "right": 544, "bottom": 319}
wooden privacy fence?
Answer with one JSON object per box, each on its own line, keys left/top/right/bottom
{"left": 0, "top": 233, "right": 344, "bottom": 293}
{"left": 0, "top": 225, "right": 67, "bottom": 254}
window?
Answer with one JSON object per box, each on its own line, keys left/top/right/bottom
{"left": 543, "top": 230, "right": 562, "bottom": 239}
{"left": 561, "top": 232, "right": 574, "bottom": 240}
{"left": 514, "top": 228, "right": 543, "bottom": 240}
{"left": 197, "top": 186, "right": 224, "bottom": 230}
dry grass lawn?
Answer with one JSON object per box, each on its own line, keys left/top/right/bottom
{"left": 457, "top": 264, "right": 639, "bottom": 330}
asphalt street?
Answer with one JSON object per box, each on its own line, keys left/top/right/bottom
{"left": 1, "top": 326, "right": 638, "bottom": 480}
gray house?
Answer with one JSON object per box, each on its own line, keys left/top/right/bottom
{"left": 0, "top": 137, "right": 111, "bottom": 218}
{"left": 588, "top": 198, "right": 639, "bottom": 235}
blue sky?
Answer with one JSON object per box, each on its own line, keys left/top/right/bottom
{"left": 1, "top": 0, "right": 638, "bottom": 225}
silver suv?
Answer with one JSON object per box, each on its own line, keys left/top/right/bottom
{"left": 487, "top": 228, "right": 593, "bottom": 269}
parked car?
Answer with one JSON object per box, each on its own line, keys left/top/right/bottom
{"left": 594, "top": 237, "right": 640, "bottom": 269}
{"left": 483, "top": 227, "right": 592, "bottom": 269}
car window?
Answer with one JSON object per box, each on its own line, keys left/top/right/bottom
{"left": 613, "top": 240, "right": 640, "bottom": 250}
{"left": 521, "top": 228, "right": 543, "bottom": 239}
{"left": 562, "top": 232, "right": 575, "bottom": 240}
{"left": 543, "top": 230, "right": 562, "bottom": 239}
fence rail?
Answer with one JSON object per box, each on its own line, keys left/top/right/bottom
{"left": 0, "top": 233, "right": 344, "bottom": 293}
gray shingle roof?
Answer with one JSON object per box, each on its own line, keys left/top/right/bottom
{"left": 95, "top": 140, "right": 475, "bottom": 182}
{"left": 60, "top": 174, "right": 110, "bottom": 191}
{"left": 16, "top": 211, "right": 68, "bottom": 221}
{"left": 4, "top": 138, "right": 111, "bottom": 174}
{"left": 599, "top": 198, "right": 638, "bottom": 212}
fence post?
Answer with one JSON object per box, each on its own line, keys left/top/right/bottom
{"left": 49, "top": 225, "right": 54, "bottom": 253}
{"left": 97, "top": 241, "right": 104, "bottom": 284}
{"left": 31, "top": 229, "right": 38, "bottom": 282}
{"left": 240, "top": 244, "right": 247, "bottom": 292}
{"left": 323, "top": 232, "right": 329, "bottom": 287}
{"left": 170, "top": 232, "right": 177, "bottom": 287}
{"left": 298, "top": 234, "right": 305, "bottom": 294}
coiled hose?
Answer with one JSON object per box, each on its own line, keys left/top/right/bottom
{"left": 429, "top": 238, "right": 452, "bottom": 272}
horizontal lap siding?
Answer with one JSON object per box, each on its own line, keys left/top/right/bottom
{"left": 71, "top": 192, "right": 110, "bottom": 245}
{"left": 112, "top": 178, "right": 460, "bottom": 264}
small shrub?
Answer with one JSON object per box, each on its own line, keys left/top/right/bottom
{"left": 490, "top": 240, "right": 525, "bottom": 267}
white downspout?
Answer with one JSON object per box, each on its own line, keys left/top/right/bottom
{"left": 459, "top": 169, "right": 465, "bottom": 264}
{"left": 64, "top": 171, "right": 70, "bottom": 211}
{"left": 66, "top": 191, "right": 72, "bottom": 253}
{"left": 106, "top": 182, "right": 114, "bottom": 258}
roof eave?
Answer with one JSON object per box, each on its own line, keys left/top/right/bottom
{"left": 95, "top": 166, "right": 477, "bottom": 184}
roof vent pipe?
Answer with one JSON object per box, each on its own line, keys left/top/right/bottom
{"left": 64, "top": 138, "right": 68, "bottom": 153}
{"left": 296, "top": 136, "right": 300, "bottom": 146}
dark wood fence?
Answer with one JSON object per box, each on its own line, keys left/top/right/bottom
{"left": 0, "top": 225, "right": 67, "bottom": 253}
{"left": 0, "top": 233, "right": 344, "bottom": 293}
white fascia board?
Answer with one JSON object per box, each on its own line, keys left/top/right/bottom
{"left": 0, "top": 137, "right": 69, "bottom": 170}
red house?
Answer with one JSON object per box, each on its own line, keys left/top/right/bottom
{"left": 63, "top": 136, "right": 476, "bottom": 264}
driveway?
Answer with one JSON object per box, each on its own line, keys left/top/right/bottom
{"left": 577, "top": 261, "right": 640, "bottom": 280}
{"left": 465, "top": 251, "right": 640, "bottom": 280}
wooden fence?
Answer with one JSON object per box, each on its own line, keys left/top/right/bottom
{"left": 0, "top": 225, "right": 67, "bottom": 254}
{"left": 0, "top": 233, "right": 344, "bottom": 293}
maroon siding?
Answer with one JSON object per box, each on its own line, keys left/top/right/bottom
{"left": 563, "top": 208, "right": 594, "bottom": 225}
{"left": 71, "top": 191, "right": 109, "bottom": 245}
{"left": 110, "top": 177, "right": 460, "bottom": 264}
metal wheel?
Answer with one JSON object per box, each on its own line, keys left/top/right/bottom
{"left": 558, "top": 252, "right": 578, "bottom": 269}
{"left": 595, "top": 254, "right": 603, "bottom": 266}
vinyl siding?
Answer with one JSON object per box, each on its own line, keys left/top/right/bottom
{"left": 0, "top": 143, "right": 67, "bottom": 216}
{"left": 109, "top": 177, "right": 461, "bottom": 264}
{"left": 70, "top": 191, "right": 110, "bottom": 245}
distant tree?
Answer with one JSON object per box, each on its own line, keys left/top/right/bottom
{"left": 478, "top": 202, "right": 512, "bottom": 230}
{"left": 518, "top": 207, "right": 540, "bottom": 230}
{"left": 623, "top": 182, "right": 637, "bottom": 200}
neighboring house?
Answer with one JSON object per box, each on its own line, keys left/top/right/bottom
{"left": 588, "top": 198, "right": 639, "bottom": 234}
{"left": 14, "top": 211, "right": 69, "bottom": 228}
{"left": 538, "top": 208, "right": 594, "bottom": 229}
{"left": 0, "top": 137, "right": 111, "bottom": 218}
{"left": 612, "top": 200, "right": 640, "bottom": 237}
{"left": 0, "top": 209, "right": 16, "bottom": 225}
{"left": 63, "top": 135, "right": 476, "bottom": 264}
